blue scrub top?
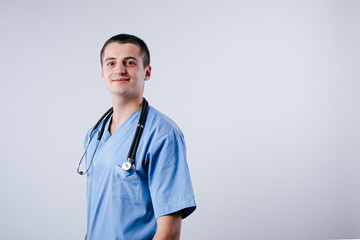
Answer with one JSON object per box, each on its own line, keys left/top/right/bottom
{"left": 84, "top": 106, "right": 196, "bottom": 240}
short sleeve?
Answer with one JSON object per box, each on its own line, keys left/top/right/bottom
{"left": 147, "top": 130, "right": 196, "bottom": 219}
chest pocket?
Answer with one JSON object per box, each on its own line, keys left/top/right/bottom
{"left": 112, "top": 165, "right": 139, "bottom": 202}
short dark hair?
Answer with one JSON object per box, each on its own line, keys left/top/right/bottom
{"left": 100, "top": 33, "right": 150, "bottom": 68}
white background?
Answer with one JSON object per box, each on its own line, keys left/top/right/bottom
{"left": 1, "top": 0, "right": 359, "bottom": 239}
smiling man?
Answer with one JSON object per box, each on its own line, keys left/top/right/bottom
{"left": 82, "top": 34, "right": 196, "bottom": 240}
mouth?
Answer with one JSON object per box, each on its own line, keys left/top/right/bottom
{"left": 112, "top": 77, "right": 130, "bottom": 82}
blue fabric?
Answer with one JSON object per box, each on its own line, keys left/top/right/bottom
{"left": 84, "top": 106, "right": 196, "bottom": 240}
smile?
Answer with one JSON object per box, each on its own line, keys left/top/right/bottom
{"left": 112, "top": 77, "right": 129, "bottom": 82}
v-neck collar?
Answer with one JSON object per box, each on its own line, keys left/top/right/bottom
{"left": 100, "top": 108, "right": 142, "bottom": 146}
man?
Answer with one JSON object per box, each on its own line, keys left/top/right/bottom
{"left": 82, "top": 34, "right": 196, "bottom": 240}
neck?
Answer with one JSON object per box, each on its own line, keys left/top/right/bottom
{"left": 109, "top": 96, "right": 143, "bottom": 135}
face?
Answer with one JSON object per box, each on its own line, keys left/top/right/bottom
{"left": 101, "top": 42, "right": 151, "bottom": 100}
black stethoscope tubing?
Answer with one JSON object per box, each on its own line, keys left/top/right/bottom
{"left": 77, "top": 98, "right": 149, "bottom": 175}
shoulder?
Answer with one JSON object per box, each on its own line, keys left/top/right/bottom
{"left": 145, "top": 106, "right": 184, "bottom": 138}
{"left": 83, "top": 125, "right": 94, "bottom": 148}
{"left": 143, "top": 106, "right": 186, "bottom": 152}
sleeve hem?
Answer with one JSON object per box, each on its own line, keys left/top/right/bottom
{"left": 154, "top": 197, "right": 196, "bottom": 220}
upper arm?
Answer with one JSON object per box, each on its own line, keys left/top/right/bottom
{"left": 153, "top": 211, "right": 182, "bottom": 240}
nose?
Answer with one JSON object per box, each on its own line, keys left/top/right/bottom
{"left": 115, "top": 63, "right": 126, "bottom": 75}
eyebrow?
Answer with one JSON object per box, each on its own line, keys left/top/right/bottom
{"left": 124, "top": 57, "right": 138, "bottom": 61}
{"left": 104, "top": 56, "right": 138, "bottom": 62}
{"left": 104, "top": 57, "right": 116, "bottom": 62}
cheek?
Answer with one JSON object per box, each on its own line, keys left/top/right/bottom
{"left": 102, "top": 71, "right": 112, "bottom": 79}
{"left": 134, "top": 70, "right": 146, "bottom": 79}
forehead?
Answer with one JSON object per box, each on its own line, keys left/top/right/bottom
{"left": 103, "top": 42, "right": 142, "bottom": 59}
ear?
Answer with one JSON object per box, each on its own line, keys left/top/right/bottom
{"left": 101, "top": 68, "right": 105, "bottom": 82}
{"left": 144, "top": 66, "right": 151, "bottom": 81}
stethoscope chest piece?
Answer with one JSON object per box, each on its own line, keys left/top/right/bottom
{"left": 121, "top": 161, "right": 134, "bottom": 171}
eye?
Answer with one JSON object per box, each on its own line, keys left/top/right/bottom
{"left": 106, "top": 61, "right": 115, "bottom": 67}
{"left": 125, "top": 60, "right": 136, "bottom": 66}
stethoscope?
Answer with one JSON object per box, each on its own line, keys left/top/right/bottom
{"left": 77, "top": 98, "right": 149, "bottom": 175}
